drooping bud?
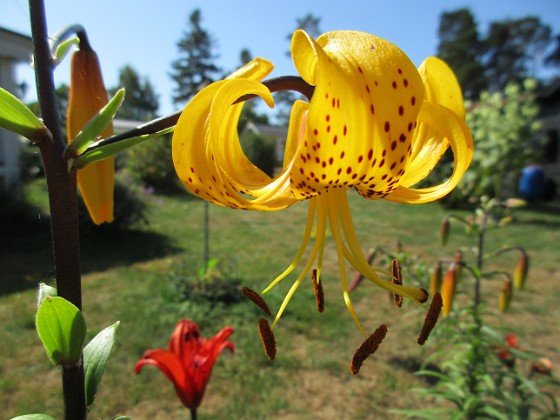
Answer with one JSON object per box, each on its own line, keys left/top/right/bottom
{"left": 429, "top": 262, "right": 443, "bottom": 296}
{"left": 67, "top": 43, "right": 114, "bottom": 224}
{"left": 441, "top": 262, "right": 458, "bottom": 317}
{"left": 499, "top": 278, "right": 513, "bottom": 313}
{"left": 453, "top": 251, "right": 463, "bottom": 284}
{"left": 439, "top": 217, "right": 450, "bottom": 246}
{"left": 513, "top": 250, "right": 529, "bottom": 290}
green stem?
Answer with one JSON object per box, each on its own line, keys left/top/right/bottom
{"left": 190, "top": 408, "right": 197, "bottom": 420}
{"left": 79, "top": 75, "right": 314, "bottom": 156}
{"left": 29, "top": 0, "right": 86, "bottom": 418}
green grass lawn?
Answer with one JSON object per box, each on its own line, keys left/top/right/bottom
{"left": 1, "top": 180, "right": 559, "bottom": 419}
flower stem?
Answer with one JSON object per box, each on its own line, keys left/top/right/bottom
{"left": 29, "top": 0, "right": 86, "bottom": 418}
{"left": 190, "top": 408, "right": 198, "bottom": 420}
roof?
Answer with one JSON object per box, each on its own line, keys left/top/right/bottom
{"left": 0, "top": 26, "right": 33, "bottom": 62}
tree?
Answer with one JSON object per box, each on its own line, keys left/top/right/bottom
{"left": 170, "top": 9, "right": 221, "bottom": 105}
{"left": 450, "top": 79, "right": 543, "bottom": 203}
{"left": 437, "top": 8, "right": 486, "bottom": 99}
{"left": 484, "top": 17, "right": 552, "bottom": 91}
{"left": 111, "top": 65, "right": 159, "bottom": 121}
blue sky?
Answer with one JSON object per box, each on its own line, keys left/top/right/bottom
{"left": 3, "top": 0, "right": 560, "bottom": 115}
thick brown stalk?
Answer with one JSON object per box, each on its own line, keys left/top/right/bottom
{"left": 29, "top": 0, "right": 86, "bottom": 418}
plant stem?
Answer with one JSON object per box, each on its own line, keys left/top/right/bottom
{"left": 190, "top": 408, "right": 197, "bottom": 420}
{"left": 29, "top": 0, "right": 86, "bottom": 418}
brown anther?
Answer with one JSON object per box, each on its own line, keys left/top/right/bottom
{"left": 350, "top": 324, "right": 388, "bottom": 375}
{"left": 391, "top": 259, "right": 403, "bottom": 308}
{"left": 417, "top": 288, "right": 429, "bottom": 303}
{"left": 311, "top": 269, "right": 325, "bottom": 313}
{"left": 242, "top": 287, "right": 272, "bottom": 317}
{"left": 417, "top": 292, "right": 443, "bottom": 345}
{"left": 258, "top": 317, "right": 277, "bottom": 360}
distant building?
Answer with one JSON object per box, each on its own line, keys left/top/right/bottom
{"left": 0, "top": 27, "right": 32, "bottom": 195}
{"left": 243, "top": 122, "right": 287, "bottom": 162}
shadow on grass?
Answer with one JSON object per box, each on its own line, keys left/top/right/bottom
{"left": 387, "top": 355, "right": 440, "bottom": 386}
{"left": 0, "top": 213, "right": 181, "bottom": 297}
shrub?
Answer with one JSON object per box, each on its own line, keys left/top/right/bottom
{"left": 78, "top": 170, "right": 151, "bottom": 233}
{"left": 123, "top": 134, "right": 181, "bottom": 192}
{"left": 239, "top": 131, "right": 278, "bottom": 177}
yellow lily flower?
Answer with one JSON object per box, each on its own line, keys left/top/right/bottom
{"left": 172, "top": 30, "right": 473, "bottom": 358}
{"left": 67, "top": 46, "right": 114, "bottom": 224}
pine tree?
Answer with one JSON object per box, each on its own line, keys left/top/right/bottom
{"left": 111, "top": 65, "right": 159, "bottom": 121}
{"left": 170, "top": 9, "right": 221, "bottom": 106}
{"left": 437, "top": 8, "right": 486, "bottom": 99}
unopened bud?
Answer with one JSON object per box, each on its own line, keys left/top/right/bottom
{"left": 439, "top": 217, "right": 450, "bottom": 246}
{"left": 429, "top": 262, "right": 443, "bottom": 296}
{"left": 513, "top": 250, "right": 529, "bottom": 290}
{"left": 441, "top": 263, "right": 458, "bottom": 317}
{"left": 499, "top": 278, "right": 513, "bottom": 313}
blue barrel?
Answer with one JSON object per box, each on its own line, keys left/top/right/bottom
{"left": 519, "top": 166, "right": 545, "bottom": 201}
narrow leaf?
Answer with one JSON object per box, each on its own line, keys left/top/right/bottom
{"left": 36, "top": 283, "right": 57, "bottom": 309}
{"left": 83, "top": 321, "right": 120, "bottom": 407}
{"left": 53, "top": 36, "right": 78, "bottom": 65}
{"left": 36, "top": 297, "right": 87, "bottom": 366}
{"left": 67, "top": 88, "right": 125, "bottom": 157}
{"left": 10, "top": 414, "right": 57, "bottom": 420}
{"left": 0, "top": 87, "right": 47, "bottom": 142}
{"left": 71, "top": 127, "right": 173, "bottom": 169}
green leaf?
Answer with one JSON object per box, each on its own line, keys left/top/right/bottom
{"left": 53, "top": 36, "right": 78, "bottom": 65}
{"left": 83, "top": 321, "right": 120, "bottom": 407}
{"left": 71, "top": 126, "right": 173, "bottom": 169}
{"left": 112, "top": 417, "right": 131, "bottom": 420}
{"left": 36, "top": 297, "right": 87, "bottom": 366}
{"left": 67, "top": 88, "right": 126, "bottom": 157}
{"left": 10, "top": 414, "right": 56, "bottom": 420}
{"left": 0, "top": 87, "right": 47, "bottom": 143}
{"left": 36, "top": 283, "right": 57, "bottom": 309}
{"left": 480, "top": 406, "right": 511, "bottom": 420}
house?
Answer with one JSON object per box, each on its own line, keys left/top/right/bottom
{"left": 243, "top": 121, "right": 287, "bottom": 163}
{"left": 0, "top": 27, "right": 33, "bottom": 195}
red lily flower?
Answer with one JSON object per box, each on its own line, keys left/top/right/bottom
{"left": 496, "top": 334, "right": 519, "bottom": 368}
{"left": 135, "top": 320, "right": 234, "bottom": 414}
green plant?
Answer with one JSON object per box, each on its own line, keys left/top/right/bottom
{"left": 449, "top": 80, "right": 543, "bottom": 204}
{"left": 164, "top": 257, "right": 244, "bottom": 305}
{"left": 398, "top": 197, "right": 559, "bottom": 419}
{"left": 124, "top": 134, "right": 180, "bottom": 192}
{"left": 239, "top": 131, "right": 278, "bottom": 177}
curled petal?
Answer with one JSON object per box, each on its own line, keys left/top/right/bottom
{"left": 386, "top": 101, "right": 473, "bottom": 204}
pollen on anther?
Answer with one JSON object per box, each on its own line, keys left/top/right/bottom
{"left": 242, "top": 287, "right": 273, "bottom": 316}
{"left": 311, "top": 269, "right": 324, "bottom": 313}
{"left": 391, "top": 260, "right": 403, "bottom": 308}
{"left": 258, "top": 318, "right": 277, "bottom": 360}
{"left": 350, "top": 324, "right": 388, "bottom": 375}
{"left": 417, "top": 292, "right": 443, "bottom": 345}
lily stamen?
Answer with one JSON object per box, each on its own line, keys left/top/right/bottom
{"left": 417, "top": 292, "right": 443, "bottom": 345}
{"left": 242, "top": 287, "right": 273, "bottom": 317}
{"left": 391, "top": 259, "right": 404, "bottom": 307}
{"left": 351, "top": 324, "right": 389, "bottom": 375}
{"left": 311, "top": 268, "right": 325, "bottom": 313}
{"left": 258, "top": 317, "right": 277, "bottom": 360}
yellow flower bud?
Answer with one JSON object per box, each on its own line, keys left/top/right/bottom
{"left": 441, "top": 262, "right": 458, "bottom": 317}
{"left": 429, "top": 262, "right": 443, "bottom": 296}
{"left": 499, "top": 278, "right": 513, "bottom": 313}
{"left": 439, "top": 217, "right": 450, "bottom": 246}
{"left": 513, "top": 250, "right": 529, "bottom": 290}
{"left": 67, "top": 47, "right": 114, "bottom": 224}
